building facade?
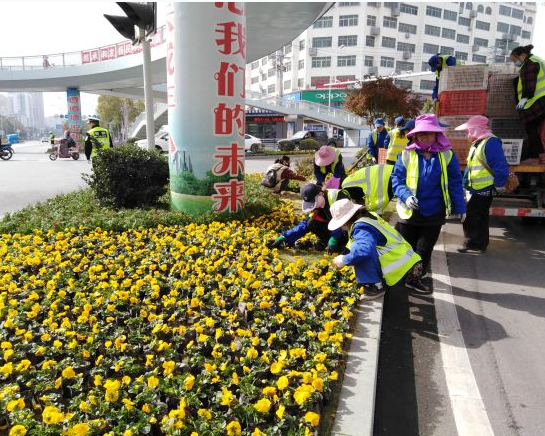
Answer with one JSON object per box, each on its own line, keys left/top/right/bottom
{"left": 245, "top": 2, "right": 537, "bottom": 97}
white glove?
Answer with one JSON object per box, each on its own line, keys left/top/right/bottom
{"left": 516, "top": 98, "right": 528, "bottom": 111}
{"left": 405, "top": 196, "right": 419, "bottom": 210}
{"left": 460, "top": 213, "right": 466, "bottom": 223}
{"left": 332, "top": 255, "right": 345, "bottom": 269}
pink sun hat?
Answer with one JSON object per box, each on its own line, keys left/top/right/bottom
{"left": 406, "top": 114, "right": 445, "bottom": 138}
{"left": 315, "top": 145, "right": 337, "bottom": 166}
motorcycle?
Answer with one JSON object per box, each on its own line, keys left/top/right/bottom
{"left": 49, "top": 139, "right": 80, "bottom": 161}
{"left": 0, "top": 143, "right": 13, "bottom": 160}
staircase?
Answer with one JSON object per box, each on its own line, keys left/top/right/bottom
{"left": 129, "top": 102, "right": 168, "bottom": 139}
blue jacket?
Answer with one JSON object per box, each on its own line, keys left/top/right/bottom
{"left": 313, "top": 154, "right": 346, "bottom": 186}
{"left": 391, "top": 149, "right": 466, "bottom": 216}
{"left": 463, "top": 136, "right": 509, "bottom": 193}
{"left": 432, "top": 55, "right": 457, "bottom": 99}
{"left": 342, "top": 221, "right": 386, "bottom": 284}
{"left": 366, "top": 129, "right": 390, "bottom": 160}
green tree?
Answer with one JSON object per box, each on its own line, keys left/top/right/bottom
{"left": 96, "top": 96, "right": 145, "bottom": 141}
{"left": 0, "top": 115, "right": 27, "bottom": 138}
{"left": 343, "top": 77, "right": 423, "bottom": 127}
{"left": 421, "top": 98, "right": 435, "bottom": 114}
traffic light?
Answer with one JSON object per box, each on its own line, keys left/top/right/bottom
{"left": 104, "top": 2, "right": 157, "bottom": 44}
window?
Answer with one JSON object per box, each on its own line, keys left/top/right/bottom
{"left": 251, "top": 76, "right": 259, "bottom": 84}
{"left": 441, "top": 46, "right": 454, "bottom": 56}
{"left": 457, "top": 34, "right": 469, "bottom": 44}
{"left": 382, "top": 37, "right": 396, "bottom": 49}
{"left": 338, "top": 2, "right": 360, "bottom": 5}
{"left": 311, "top": 56, "right": 331, "bottom": 68}
{"left": 497, "top": 22, "right": 509, "bottom": 33}
{"left": 528, "top": 17, "right": 533, "bottom": 25}
{"left": 313, "top": 16, "right": 333, "bottom": 28}
{"left": 423, "top": 43, "right": 439, "bottom": 54}
{"left": 426, "top": 5, "right": 442, "bottom": 18}
{"left": 443, "top": 10, "right": 457, "bottom": 21}
{"left": 397, "top": 42, "right": 415, "bottom": 53}
{"left": 455, "top": 51, "right": 468, "bottom": 61}
{"left": 284, "top": 62, "right": 292, "bottom": 72}
{"left": 511, "top": 8, "right": 523, "bottom": 20}
{"left": 509, "top": 25, "right": 521, "bottom": 36}
{"left": 425, "top": 25, "right": 440, "bottom": 37}
{"left": 337, "top": 75, "right": 356, "bottom": 82}
{"left": 367, "top": 15, "right": 376, "bottom": 26}
{"left": 522, "top": 30, "right": 531, "bottom": 40}
{"left": 442, "top": 28, "right": 456, "bottom": 40}
{"left": 383, "top": 16, "right": 397, "bottom": 28}
{"left": 400, "top": 3, "right": 418, "bottom": 15}
{"left": 298, "top": 78, "right": 304, "bottom": 88}
{"left": 366, "top": 35, "right": 375, "bottom": 47}
{"left": 421, "top": 61, "right": 429, "bottom": 71}
{"left": 494, "top": 55, "right": 506, "bottom": 63}
{"left": 338, "top": 55, "right": 356, "bottom": 67}
{"left": 396, "top": 80, "right": 412, "bottom": 90}
{"left": 477, "top": 4, "right": 484, "bottom": 13}
{"left": 420, "top": 80, "right": 436, "bottom": 90}
{"left": 312, "top": 37, "right": 332, "bottom": 48}
{"left": 261, "top": 58, "right": 267, "bottom": 66}
{"left": 261, "top": 74, "right": 267, "bottom": 81}
{"left": 284, "top": 44, "right": 292, "bottom": 55}
{"left": 459, "top": 2, "right": 464, "bottom": 13}
{"left": 310, "top": 76, "right": 329, "bottom": 87}
{"left": 399, "top": 23, "right": 417, "bottom": 34}
{"left": 495, "top": 39, "right": 507, "bottom": 50}
{"left": 367, "top": 2, "right": 378, "bottom": 6}
{"left": 267, "top": 84, "right": 275, "bottom": 94}
{"left": 283, "top": 80, "right": 291, "bottom": 90}
{"left": 380, "top": 56, "right": 394, "bottom": 68}
{"left": 339, "top": 14, "right": 358, "bottom": 26}
{"left": 298, "top": 59, "right": 305, "bottom": 69}
{"left": 458, "top": 16, "right": 470, "bottom": 26}
{"left": 473, "top": 37, "right": 488, "bottom": 47}
{"left": 499, "top": 5, "right": 511, "bottom": 16}
{"left": 472, "top": 54, "right": 486, "bottom": 63}
{"left": 396, "top": 61, "right": 414, "bottom": 72}
{"left": 466, "top": 2, "right": 473, "bottom": 10}
{"left": 268, "top": 68, "right": 275, "bottom": 78}
{"left": 475, "top": 20, "right": 490, "bottom": 31}
{"left": 251, "top": 61, "right": 259, "bottom": 70}
{"left": 364, "top": 56, "right": 374, "bottom": 67}
{"left": 485, "top": 6, "right": 492, "bottom": 15}
{"left": 299, "top": 40, "right": 305, "bottom": 51}
{"left": 338, "top": 35, "right": 357, "bottom": 46}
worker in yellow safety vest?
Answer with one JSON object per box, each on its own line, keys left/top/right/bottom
{"left": 366, "top": 118, "right": 391, "bottom": 163}
{"left": 328, "top": 198, "right": 422, "bottom": 300}
{"left": 341, "top": 164, "right": 394, "bottom": 214}
{"left": 386, "top": 118, "right": 415, "bottom": 164}
{"left": 84, "top": 115, "right": 112, "bottom": 162}
{"left": 428, "top": 54, "right": 461, "bottom": 101}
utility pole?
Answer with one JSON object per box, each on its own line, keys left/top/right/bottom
{"left": 141, "top": 27, "right": 155, "bottom": 150}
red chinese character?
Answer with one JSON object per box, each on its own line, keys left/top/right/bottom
{"left": 166, "top": 42, "right": 175, "bottom": 76}
{"left": 214, "top": 103, "right": 245, "bottom": 136}
{"left": 214, "top": 2, "right": 244, "bottom": 15}
{"left": 70, "top": 114, "right": 80, "bottom": 121}
{"left": 109, "top": 47, "right": 116, "bottom": 58}
{"left": 91, "top": 50, "right": 99, "bottom": 62}
{"left": 215, "top": 22, "right": 245, "bottom": 58}
{"left": 212, "top": 143, "right": 244, "bottom": 177}
{"left": 69, "top": 105, "right": 79, "bottom": 112}
{"left": 82, "top": 52, "right": 90, "bottom": 64}
{"left": 212, "top": 179, "right": 244, "bottom": 212}
{"left": 214, "top": 62, "right": 245, "bottom": 97}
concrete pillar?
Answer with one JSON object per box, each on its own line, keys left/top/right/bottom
{"left": 166, "top": 2, "right": 246, "bottom": 215}
{"left": 66, "top": 89, "right": 82, "bottom": 144}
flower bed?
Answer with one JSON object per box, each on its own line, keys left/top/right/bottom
{"left": 0, "top": 203, "right": 362, "bottom": 435}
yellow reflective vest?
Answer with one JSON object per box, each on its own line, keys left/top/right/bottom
{"left": 396, "top": 149, "right": 453, "bottom": 219}
{"left": 342, "top": 164, "right": 393, "bottom": 214}
{"left": 386, "top": 127, "right": 408, "bottom": 162}
{"left": 347, "top": 213, "right": 421, "bottom": 286}
{"left": 517, "top": 54, "right": 545, "bottom": 110}
{"left": 435, "top": 55, "right": 461, "bottom": 78}
{"left": 466, "top": 137, "right": 496, "bottom": 190}
{"left": 371, "top": 126, "right": 391, "bottom": 146}
{"left": 87, "top": 126, "right": 111, "bottom": 158}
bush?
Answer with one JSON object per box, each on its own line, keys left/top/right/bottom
{"left": 298, "top": 138, "right": 319, "bottom": 150}
{"left": 294, "top": 156, "right": 316, "bottom": 180}
{"left": 83, "top": 145, "right": 169, "bottom": 209}
{"left": 277, "top": 140, "right": 295, "bottom": 151}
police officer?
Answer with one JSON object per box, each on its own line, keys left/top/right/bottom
{"left": 84, "top": 115, "right": 112, "bottom": 162}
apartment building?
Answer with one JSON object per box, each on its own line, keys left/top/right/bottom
{"left": 246, "top": 2, "right": 537, "bottom": 99}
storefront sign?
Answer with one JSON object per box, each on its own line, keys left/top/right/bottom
{"left": 247, "top": 116, "right": 285, "bottom": 123}
{"left": 301, "top": 90, "right": 348, "bottom": 103}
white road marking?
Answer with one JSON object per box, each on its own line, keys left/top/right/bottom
{"left": 432, "top": 234, "right": 495, "bottom": 436}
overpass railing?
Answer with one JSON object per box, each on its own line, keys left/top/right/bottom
{"left": 0, "top": 26, "right": 166, "bottom": 71}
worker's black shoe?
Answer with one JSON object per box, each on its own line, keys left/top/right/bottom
{"left": 457, "top": 246, "right": 486, "bottom": 254}
{"left": 405, "top": 278, "right": 431, "bottom": 294}
{"left": 362, "top": 284, "right": 386, "bottom": 301}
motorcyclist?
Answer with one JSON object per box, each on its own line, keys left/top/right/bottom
{"left": 49, "top": 131, "right": 56, "bottom": 147}
{"left": 59, "top": 130, "right": 77, "bottom": 156}
{"left": 84, "top": 115, "right": 112, "bottom": 162}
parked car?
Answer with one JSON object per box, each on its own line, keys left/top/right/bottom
{"left": 41, "top": 136, "right": 50, "bottom": 143}
{"left": 244, "top": 134, "right": 263, "bottom": 153}
{"left": 280, "top": 130, "right": 343, "bottom": 151}
{"left": 136, "top": 131, "right": 169, "bottom": 152}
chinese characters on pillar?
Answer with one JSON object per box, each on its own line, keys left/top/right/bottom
{"left": 211, "top": 2, "right": 246, "bottom": 213}
{"left": 67, "top": 93, "right": 81, "bottom": 142}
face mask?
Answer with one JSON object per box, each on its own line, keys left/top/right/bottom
{"left": 314, "top": 195, "right": 326, "bottom": 209}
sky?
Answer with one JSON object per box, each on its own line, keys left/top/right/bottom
{"left": 0, "top": 1, "right": 544, "bottom": 115}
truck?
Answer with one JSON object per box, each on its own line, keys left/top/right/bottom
{"left": 437, "top": 63, "right": 545, "bottom": 219}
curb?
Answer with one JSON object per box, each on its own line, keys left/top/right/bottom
{"left": 331, "top": 296, "right": 384, "bottom": 436}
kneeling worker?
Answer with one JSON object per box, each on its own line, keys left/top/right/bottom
{"left": 341, "top": 164, "right": 394, "bottom": 214}
{"left": 266, "top": 183, "right": 348, "bottom": 253}
{"left": 328, "top": 199, "right": 422, "bottom": 300}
